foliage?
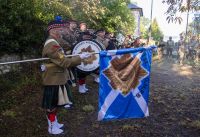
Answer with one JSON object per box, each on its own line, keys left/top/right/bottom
{"left": 0, "top": 63, "right": 41, "bottom": 112}
{"left": 0, "top": 0, "right": 45, "bottom": 56}
{"left": 189, "top": 120, "right": 200, "bottom": 129}
{"left": 100, "top": 0, "right": 135, "bottom": 34}
{"left": 2, "top": 110, "right": 17, "bottom": 118}
{"left": 188, "top": 16, "right": 200, "bottom": 37}
{"left": 151, "top": 18, "right": 164, "bottom": 41}
{"left": 57, "top": 0, "right": 135, "bottom": 34}
{"left": 0, "top": 0, "right": 136, "bottom": 56}
{"left": 140, "top": 17, "right": 151, "bottom": 39}
{"left": 0, "top": 71, "right": 22, "bottom": 92}
{"left": 162, "top": 0, "right": 200, "bottom": 23}
{"left": 0, "top": 65, "right": 40, "bottom": 93}
{"left": 82, "top": 104, "right": 95, "bottom": 112}
{"left": 180, "top": 16, "right": 200, "bottom": 41}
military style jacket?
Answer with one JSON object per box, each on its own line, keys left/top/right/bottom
{"left": 42, "top": 37, "right": 81, "bottom": 85}
{"left": 167, "top": 40, "right": 175, "bottom": 49}
{"left": 158, "top": 41, "right": 166, "bottom": 48}
{"left": 77, "top": 30, "right": 93, "bottom": 42}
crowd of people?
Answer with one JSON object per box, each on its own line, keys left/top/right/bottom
{"left": 41, "top": 16, "right": 137, "bottom": 135}
{"left": 157, "top": 35, "right": 200, "bottom": 65}
{"left": 40, "top": 15, "right": 200, "bottom": 135}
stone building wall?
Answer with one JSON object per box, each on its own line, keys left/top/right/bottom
{"left": 0, "top": 54, "right": 21, "bottom": 74}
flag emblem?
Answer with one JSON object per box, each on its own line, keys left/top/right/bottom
{"left": 103, "top": 53, "right": 148, "bottom": 96}
{"left": 98, "top": 47, "right": 155, "bottom": 121}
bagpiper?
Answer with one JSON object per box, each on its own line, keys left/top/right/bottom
{"left": 41, "top": 17, "right": 91, "bottom": 135}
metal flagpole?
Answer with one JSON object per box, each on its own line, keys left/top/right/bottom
{"left": 0, "top": 52, "right": 99, "bottom": 65}
{"left": 0, "top": 58, "right": 49, "bottom": 65}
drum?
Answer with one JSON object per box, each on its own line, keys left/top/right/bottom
{"left": 72, "top": 40, "right": 103, "bottom": 73}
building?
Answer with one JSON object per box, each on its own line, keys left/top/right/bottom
{"left": 128, "top": 3, "right": 143, "bottom": 38}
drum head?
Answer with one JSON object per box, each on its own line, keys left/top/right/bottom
{"left": 72, "top": 40, "right": 103, "bottom": 73}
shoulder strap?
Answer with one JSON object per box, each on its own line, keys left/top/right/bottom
{"left": 95, "top": 39, "right": 106, "bottom": 50}
{"left": 44, "top": 39, "right": 59, "bottom": 47}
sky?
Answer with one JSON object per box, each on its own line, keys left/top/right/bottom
{"left": 131, "top": 0, "right": 195, "bottom": 41}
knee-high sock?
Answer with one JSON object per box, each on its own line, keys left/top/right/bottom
{"left": 47, "top": 110, "right": 57, "bottom": 122}
{"left": 78, "top": 79, "right": 85, "bottom": 85}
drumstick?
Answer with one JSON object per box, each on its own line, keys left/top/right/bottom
{"left": 0, "top": 52, "right": 100, "bottom": 65}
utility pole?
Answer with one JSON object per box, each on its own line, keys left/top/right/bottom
{"left": 185, "top": 0, "right": 191, "bottom": 42}
{"left": 148, "top": 0, "right": 154, "bottom": 44}
{"left": 185, "top": 8, "right": 189, "bottom": 41}
{"left": 150, "top": 0, "right": 154, "bottom": 35}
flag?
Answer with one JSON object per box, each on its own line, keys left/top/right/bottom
{"left": 98, "top": 46, "right": 155, "bottom": 121}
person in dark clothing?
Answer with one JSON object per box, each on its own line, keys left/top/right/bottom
{"left": 76, "top": 22, "right": 94, "bottom": 93}
{"left": 166, "top": 36, "right": 175, "bottom": 58}
{"left": 105, "top": 32, "right": 117, "bottom": 50}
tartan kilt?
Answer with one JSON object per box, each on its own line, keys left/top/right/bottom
{"left": 42, "top": 84, "right": 73, "bottom": 110}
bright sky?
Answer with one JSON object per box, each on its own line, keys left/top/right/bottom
{"left": 131, "top": 0, "right": 194, "bottom": 41}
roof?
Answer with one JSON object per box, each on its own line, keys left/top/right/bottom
{"left": 128, "top": 3, "right": 143, "bottom": 16}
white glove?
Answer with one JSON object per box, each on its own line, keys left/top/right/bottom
{"left": 79, "top": 52, "right": 91, "bottom": 59}
{"left": 40, "top": 64, "right": 46, "bottom": 72}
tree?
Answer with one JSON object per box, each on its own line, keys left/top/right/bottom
{"left": 163, "top": 0, "right": 200, "bottom": 24}
{"left": 140, "top": 17, "right": 151, "bottom": 39}
{"left": 0, "top": 0, "right": 45, "bottom": 56}
{"left": 36, "top": 0, "right": 135, "bottom": 34}
{"left": 72, "top": 0, "right": 135, "bottom": 34}
{"left": 0, "top": 0, "right": 136, "bottom": 56}
{"left": 188, "top": 16, "right": 200, "bottom": 40}
{"left": 151, "top": 18, "right": 164, "bottom": 41}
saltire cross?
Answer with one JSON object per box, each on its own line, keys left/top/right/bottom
{"left": 98, "top": 46, "right": 156, "bottom": 121}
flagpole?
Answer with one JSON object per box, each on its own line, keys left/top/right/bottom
{"left": 0, "top": 52, "right": 99, "bottom": 65}
{"left": 0, "top": 46, "right": 157, "bottom": 65}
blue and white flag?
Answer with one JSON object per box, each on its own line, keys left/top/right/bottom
{"left": 98, "top": 46, "right": 155, "bottom": 121}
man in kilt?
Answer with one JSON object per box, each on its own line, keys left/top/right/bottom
{"left": 61, "top": 19, "right": 80, "bottom": 107}
{"left": 41, "top": 17, "right": 91, "bottom": 134}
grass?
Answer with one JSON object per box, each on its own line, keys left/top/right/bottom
{"left": 2, "top": 110, "right": 17, "bottom": 118}
{"left": 122, "top": 124, "right": 140, "bottom": 131}
{"left": 82, "top": 104, "right": 95, "bottom": 112}
{"left": 0, "top": 68, "right": 41, "bottom": 113}
{"left": 190, "top": 120, "right": 200, "bottom": 129}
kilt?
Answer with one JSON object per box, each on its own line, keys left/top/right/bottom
{"left": 42, "top": 83, "right": 73, "bottom": 110}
